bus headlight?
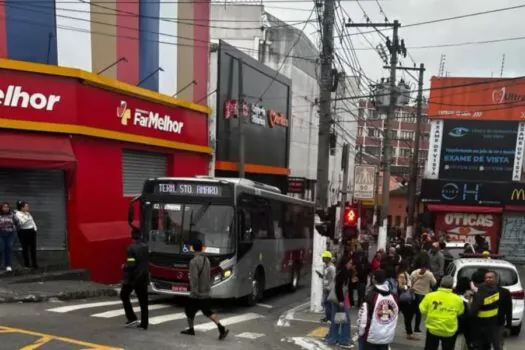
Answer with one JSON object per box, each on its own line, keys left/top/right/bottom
{"left": 212, "top": 269, "right": 233, "bottom": 285}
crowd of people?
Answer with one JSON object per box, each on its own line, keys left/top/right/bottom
{"left": 0, "top": 201, "right": 38, "bottom": 272}
{"left": 318, "top": 233, "right": 513, "bottom": 350}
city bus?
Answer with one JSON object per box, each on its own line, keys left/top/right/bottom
{"left": 128, "top": 176, "right": 314, "bottom": 304}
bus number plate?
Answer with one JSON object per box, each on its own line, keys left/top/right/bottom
{"left": 171, "top": 285, "right": 188, "bottom": 292}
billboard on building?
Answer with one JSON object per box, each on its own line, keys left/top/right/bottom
{"left": 428, "top": 76, "right": 525, "bottom": 121}
{"left": 215, "top": 40, "right": 292, "bottom": 172}
{"left": 353, "top": 165, "right": 376, "bottom": 199}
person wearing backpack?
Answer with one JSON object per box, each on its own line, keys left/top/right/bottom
{"left": 357, "top": 269, "right": 400, "bottom": 350}
{"left": 180, "top": 239, "right": 229, "bottom": 340}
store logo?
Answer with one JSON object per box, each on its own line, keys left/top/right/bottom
{"left": 441, "top": 182, "right": 480, "bottom": 201}
{"left": 117, "top": 101, "right": 184, "bottom": 134}
{"left": 267, "top": 109, "right": 289, "bottom": 128}
{"left": 511, "top": 188, "right": 525, "bottom": 201}
{"left": 492, "top": 86, "right": 525, "bottom": 104}
{"left": 117, "top": 101, "right": 131, "bottom": 126}
{"left": 448, "top": 127, "right": 468, "bottom": 137}
{"left": 0, "top": 85, "right": 61, "bottom": 111}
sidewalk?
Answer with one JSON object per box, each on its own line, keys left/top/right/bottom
{"left": 0, "top": 267, "right": 118, "bottom": 303}
{"left": 278, "top": 303, "right": 423, "bottom": 350}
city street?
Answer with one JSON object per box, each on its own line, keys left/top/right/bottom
{"left": 0, "top": 286, "right": 310, "bottom": 350}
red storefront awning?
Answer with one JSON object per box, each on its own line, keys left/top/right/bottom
{"left": 427, "top": 204, "right": 503, "bottom": 213}
{"left": 0, "top": 132, "right": 77, "bottom": 170}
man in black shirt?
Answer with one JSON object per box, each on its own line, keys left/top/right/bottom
{"left": 120, "top": 228, "right": 149, "bottom": 329}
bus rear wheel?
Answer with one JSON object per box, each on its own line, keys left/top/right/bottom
{"left": 288, "top": 267, "right": 300, "bottom": 292}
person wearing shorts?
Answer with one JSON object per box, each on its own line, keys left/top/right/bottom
{"left": 180, "top": 239, "right": 229, "bottom": 340}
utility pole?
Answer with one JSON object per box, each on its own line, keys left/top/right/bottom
{"left": 311, "top": 0, "right": 336, "bottom": 314}
{"left": 347, "top": 20, "right": 401, "bottom": 250}
{"left": 338, "top": 143, "right": 350, "bottom": 241}
{"left": 237, "top": 58, "right": 245, "bottom": 178}
{"left": 406, "top": 64, "right": 425, "bottom": 239}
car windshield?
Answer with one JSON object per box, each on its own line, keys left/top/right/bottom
{"left": 147, "top": 203, "right": 235, "bottom": 255}
{"left": 457, "top": 266, "right": 519, "bottom": 287}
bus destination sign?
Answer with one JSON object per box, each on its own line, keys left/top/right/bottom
{"left": 156, "top": 182, "right": 226, "bottom": 197}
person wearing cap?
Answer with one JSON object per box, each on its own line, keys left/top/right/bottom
{"left": 317, "top": 250, "right": 336, "bottom": 322}
{"left": 419, "top": 276, "right": 464, "bottom": 350}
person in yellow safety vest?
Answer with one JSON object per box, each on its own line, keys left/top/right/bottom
{"left": 469, "top": 270, "right": 502, "bottom": 350}
{"left": 419, "top": 276, "right": 464, "bottom": 350}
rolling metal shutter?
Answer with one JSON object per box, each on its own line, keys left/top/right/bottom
{"left": 0, "top": 168, "right": 66, "bottom": 250}
{"left": 122, "top": 150, "right": 168, "bottom": 196}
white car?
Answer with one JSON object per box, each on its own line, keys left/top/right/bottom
{"left": 446, "top": 258, "right": 524, "bottom": 336}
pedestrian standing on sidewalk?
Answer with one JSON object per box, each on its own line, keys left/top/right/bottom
{"left": 317, "top": 250, "right": 336, "bottom": 323}
{"left": 356, "top": 269, "right": 399, "bottom": 350}
{"left": 181, "top": 239, "right": 229, "bottom": 340}
{"left": 15, "top": 201, "right": 38, "bottom": 269}
{"left": 120, "top": 228, "right": 149, "bottom": 329}
{"left": 397, "top": 261, "right": 418, "bottom": 341}
{"left": 428, "top": 242, "right": 444, "bottom": 289}
{"left": 353, "top": 248, "right": 371, "bottom": 307}
{"left": 0, "top": 203, "right": 17, "bottom": 272}
{"left": 324, "top": 255, "right": 353, "bottom": 348}
{"left": 410, "top": 262, "right": 436, "bottom": 334}
{"left": 419, "top": 276, "right": 464, "bottom": 350}
{"left": 497, "top": 276, "right": 513, "bottom": 350}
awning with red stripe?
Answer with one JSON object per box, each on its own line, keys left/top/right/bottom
{"left": 427, "top": 204, "right": 503, "bottom": 213}
{"left": 0, "top": 131, "right": 76, "bottom": 170}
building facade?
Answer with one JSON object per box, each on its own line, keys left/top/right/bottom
{"left": 357, "top": 99, "right": 430, "bottom": 177}
{"left": 0, "top": 2, "right": 212, "bottom": 283}
{"left": 209, "top": 3, "right": 358, "bottom": 204}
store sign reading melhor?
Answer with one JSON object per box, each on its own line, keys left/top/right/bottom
{"left": 117, "top": 100, "right": 184, "bottom": 134}
{"left": 0, "top": 85, "right": 62, "bottom": 111}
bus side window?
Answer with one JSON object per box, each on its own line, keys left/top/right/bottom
{"left": 252, "top": 199, "right": 272, "bottom": 239}
{"left": 239, "top": 208, "right": 253, "bottom": 243}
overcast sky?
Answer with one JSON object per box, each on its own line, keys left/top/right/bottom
{"left": 262, "top": 0, "right": 525, "bottom": 95}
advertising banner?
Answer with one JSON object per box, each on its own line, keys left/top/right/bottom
{"left": 428, "top": 76, "right": 525, "bottom": 121}
{"left": 0, "top": 68, "right": 209, "bottom": 150}
{"left": 420, "top": 179, "right": 506, "bottom": 206}
{"left": 438, "top": 120, "right": 518, "bottom": 181}
{"left": 287, "top": 177, "right": 306, "bottom": 194}
{"left": 513, "top": 122, "right": 525, "bottom": 181}
{"left": 353, "top": 165, "right": 376, "bottom": 199}
{"left": 215, "top": 40, "right": 291, "bottom": 170}
{"left": 434, "top": 212, "right": 500, "bottom": 250}
{"left": 424, "top": 120, "right": 443, "bottom": 179}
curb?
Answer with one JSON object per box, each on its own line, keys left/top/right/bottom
{"left": 0, "top": 288, "right": 118, "bottom": 304}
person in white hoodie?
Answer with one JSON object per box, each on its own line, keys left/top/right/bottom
{"left": 356, "top": 269, "right": 400, "bottom": 350}
{"left": 15, "top": 201, "right": 38, "bottom": 269}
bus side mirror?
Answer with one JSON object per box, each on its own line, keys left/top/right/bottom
{"left": 128, "top": 196, "right": 140, "bottom": 230}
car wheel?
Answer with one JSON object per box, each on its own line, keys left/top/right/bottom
{"left": 511, "top": 323, "right": 522, "bottom": 336}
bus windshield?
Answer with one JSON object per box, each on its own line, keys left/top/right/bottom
{"left": 147, "top": 203, "right": 235, "bottom": 255}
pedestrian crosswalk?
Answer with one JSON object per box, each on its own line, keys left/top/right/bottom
{"left": 45, "top": 298, "right": 267, "bottom": 332}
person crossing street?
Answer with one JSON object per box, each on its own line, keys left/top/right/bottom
{"left": 180, "top": 239, "right": 229, "bottom": 340}
{"left": 120, "top": 228, "right": 149, "bottom": 330}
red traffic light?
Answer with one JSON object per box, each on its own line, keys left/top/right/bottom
{"left": 344, "top": 207, "right": 358, "bottom": 226}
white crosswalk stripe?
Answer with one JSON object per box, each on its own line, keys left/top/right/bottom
{"left": 46, "top": 299, "right": 137, "bottom": 313}
{"left": 91, "top": 304, "right": 173, "bottom": 318}
{"left": 44, "top": 299, "right": 266, "bottom": 331}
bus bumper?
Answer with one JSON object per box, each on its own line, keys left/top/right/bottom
{"left": 150, "top": 275, "right": 237, "bottom": 299}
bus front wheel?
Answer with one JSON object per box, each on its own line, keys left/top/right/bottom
{"left": 245, "top": 270, "right": 265, "bottom": 306}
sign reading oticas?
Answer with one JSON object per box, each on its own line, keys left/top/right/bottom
{"left": 444, "top": 213, "right": 494, "bottom": 227}
{"left": 117, "top": 100, "right": 184, "bottom": 134}
{"left": 0, "top": 85, "right": 61, "bottom": 111}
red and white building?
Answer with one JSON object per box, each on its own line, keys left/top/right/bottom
{"left": 0, "top": 60, "right": 210, "bottom": 284}
{"left": 357, "top": 99, "right": 430, "bottom": 176}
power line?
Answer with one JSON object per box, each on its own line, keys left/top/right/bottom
{"left": 258, "top": 4, "right": 317, "bottom": 100}
{"left": 340, "top": 4, "right": 525, "bottom": 37}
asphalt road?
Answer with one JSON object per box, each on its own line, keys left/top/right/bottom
{"left": 0, "top": 285, "right": 311, "bottom": 350}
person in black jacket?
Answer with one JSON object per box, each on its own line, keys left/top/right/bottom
{"left": 470, "top": 270, "right": 502, "bottom": 350}
{"left": 120, "top": 228, "right": 149, "bottom": 329}
{"left": 497, "top": 280, "right": 513, "bottom": 349}
{"left": 353, "top": 249, "right": 371, "bottom": 307}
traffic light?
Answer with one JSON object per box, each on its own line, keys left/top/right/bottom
{"left": 343, "top": 206, "right": 358, "bottom": 227}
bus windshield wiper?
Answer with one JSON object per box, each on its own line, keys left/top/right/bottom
{"left": 190, "top": 202, "right": 212, "bottom": 229}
